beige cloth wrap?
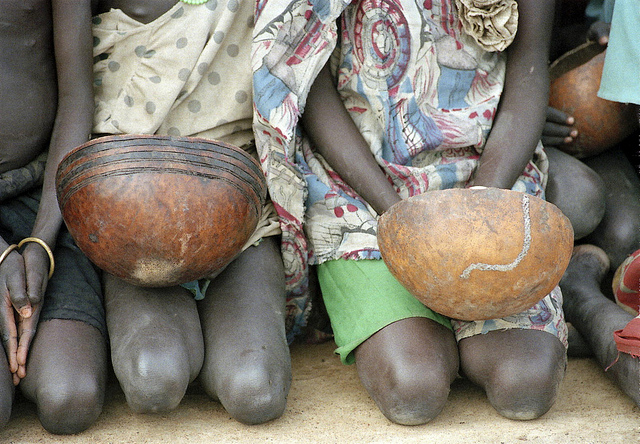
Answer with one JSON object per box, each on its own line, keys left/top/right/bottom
{"left": 455, "top": 0, "right": 519, "bottom": 52}
{"left": 92, "top": 2, "right": 280, "bottom": 249}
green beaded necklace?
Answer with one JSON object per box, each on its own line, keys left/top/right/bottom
{"left": 181, "top": 0, "right": 209, "bottom": 4}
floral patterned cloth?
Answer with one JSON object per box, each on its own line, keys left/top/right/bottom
{"left": 253, "top": 0, "right": 561, "bottom": 344}
{"left": 253, "top": 0, "right": 349, "bottom": 342}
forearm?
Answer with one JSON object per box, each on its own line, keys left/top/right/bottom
{"left": 471, "top": 0, "right": 555, "bottom": 189}
{"left": 30, "top": 0, "right": 95, "bottom": 247}
{"left": 301, "top": 64, "right": 401, "bottom": 215}
{"left": 31, "top": 113, "right": 93, "bottom": 246}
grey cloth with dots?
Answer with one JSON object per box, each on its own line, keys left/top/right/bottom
{"left": 91, "top": 0, "right": 281, "bottom": 247}
{"left": 92, "top": 0, "right": 255, "bottom": 149}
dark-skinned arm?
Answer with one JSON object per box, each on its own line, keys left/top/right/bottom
{"left": 10, "top": 0, "right": 95, "bottom": 382}
{"left": 470, "top": 0, "right": 555, "bottom": 189}
{"left": 301, "top": 64, "right": 401, "bottom": 215}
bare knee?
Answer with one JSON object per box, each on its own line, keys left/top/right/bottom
{"left": 461, "top": 330, "right": 567, "bottom": 420}
{"left": 479, "top": 342, "right": 566, "bottom": 420}
{"left": 582, "top": 148, "right": 640, "bottom": 268}
{"left": 598, "top": 216, "right": 640, "bottom": 270}
{"left": 115, "top": 348, "right": 191, "bottom": 414}
{"left": 352, "top": 319, "right": 458, "bottom": 425}
{"left": 358, "top": 359, "right": 453, "bottom": 425}
{"left": 486, "top": 357, "right": 565, "bottom": 420}
{"left": 211, "top": 364, "right": 291, "bottom": 425}
{"left": 546, "top": 147, "right": 606, "bottom": 240}
{"left": 197, "top": 330, "right": 291, "bottom": 424}
{"left": 35, "top": 377, "right": 104, "bottom": 435}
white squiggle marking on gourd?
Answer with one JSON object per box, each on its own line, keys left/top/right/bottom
{"left": 460, "top": 194, "right": 531, "bottom": 279}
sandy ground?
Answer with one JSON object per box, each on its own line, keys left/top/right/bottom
{"left": 1, "top": 340, "right": 639, "bottom": 444}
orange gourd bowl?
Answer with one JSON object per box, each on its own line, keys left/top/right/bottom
{"left": 377, "top": 188, "right": 574, "bottom": 320}
{"left": 56, "top": 135, "right": 266, "bottom": 287}
{"left": 549, "top": 41, "right": 638, "bottom": 158}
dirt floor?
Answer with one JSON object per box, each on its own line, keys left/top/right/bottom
{"left": 1, "top": 340, "right": 639, "bottom": 444}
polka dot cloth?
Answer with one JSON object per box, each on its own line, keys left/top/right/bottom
{"left": 92, "top": 1, "right": 280, "bottom": 248}
{"left": 92, "top": 1, "right": 254, "bottom": 148}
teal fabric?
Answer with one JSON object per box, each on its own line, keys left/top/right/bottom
{"left": 598, "top": 0, "right": 640, "bottom": 105}
{"left": 181, "top": 279, "right": 210, "bottom": 301}
{"left": 318, "top": 259, "right": 451, "bottom": 365}
{"left": 585, "top": 0, "right": 615, "bottom": 23}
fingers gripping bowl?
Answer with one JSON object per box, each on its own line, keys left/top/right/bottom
{"left": 56, "top": 135, "right": 267, "bottom": 287}
{"left": 377, "top": 187, "right": 574, "bottom": 321}
{"left": 549, "top": 41, "right": 638, "bottom": 158}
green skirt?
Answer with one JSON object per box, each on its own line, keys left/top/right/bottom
{"left": 318, "top": 258, "right": 451, "bottom": 365}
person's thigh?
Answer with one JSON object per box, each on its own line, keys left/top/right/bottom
{"left": 20, "top": 319, "right": 107, "bottom": 434}
{"left": 545, "top": 146, "right": 606, "bottom": 240}
{"left": 583, "top": 147, "right": 640, "bottom": 269}
{"left": 104, "top": 274, "right": 204, "bottom": 412}
{"left": 0, "top": 347, "right": 14, "bottom": 429}
{"left": 197, "top": 237, "right": 291, "bottom": 424}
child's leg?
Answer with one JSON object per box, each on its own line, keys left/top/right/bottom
{"left": 20, "top": 320, "right": 107, "bottom": 434}
{"left": 319, "top": 259, "right": 459, "bottom": 425}
{"left": 18, "top": 228, "right": 108, "bottom": 434}
{"left": 354, "top": 317, "right": 459, "bottom": 425}
{"left": 104, "top": 274, "right": 204, "bottom": 413}
{"left": 459, "top": 330, "right": 566, "bottom": 420}
{"left": 457, "top": 290, "right": 567, "bottom": 420}
{"left": 560, "top": 245, "right": 640, "bottom": 406}
{"left": 582, "top": 147, "right": 640, "bottom": 271}
{"left": 197, "top": 237, "right": 291, "bottom": 425}
{"left": 0, "top": 350, "right": 13, "bottom": 429}
{"left": 545, "top": 146, "right": 606, "bottom": 240}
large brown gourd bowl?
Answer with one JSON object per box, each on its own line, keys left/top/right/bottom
{"left": 56, "top": 135, "right": 267, "bottom": 287}
{"left": 377, "top": 187, "right": 574, "bottom": 321}
{"left": 549, "top": 41, "right": 638, "bottom": 158}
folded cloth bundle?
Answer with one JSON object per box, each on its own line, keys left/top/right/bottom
{"left": 454, "top": 0, "right": 518, "bottom": 52}
{"left": 614, "top": 316, "right": 640, "bottom": 358}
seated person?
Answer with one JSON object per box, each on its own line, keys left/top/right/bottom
{"left": 543, "top": 0, "right": 640, "bottom": 407}
{"left": 253, "top": 0, "right": 566, "bottom": 424}
{"left": 77, "top": 0, "right": 292, "bottom": 424}
{"left": 0, "top": 0, "right": 107, "bottom": 434}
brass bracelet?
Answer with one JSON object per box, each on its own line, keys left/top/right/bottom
{"left": 18, "top": 237, "right": 55, "bottom": 279}
{"left": 0, "top": 244, "right": 19, "bottom": 268}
